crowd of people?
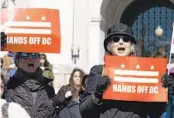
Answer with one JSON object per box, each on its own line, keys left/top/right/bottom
{"left": 0, "top": 23, "right": 174, "bottom": 118}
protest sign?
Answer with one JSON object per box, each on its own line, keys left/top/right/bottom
{"left": 103, "top": 55, "right": 167, "bottom": 102}
{"left": 1, "top": 8, "right": 61, "bottom": 53}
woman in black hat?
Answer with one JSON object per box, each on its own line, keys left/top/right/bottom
{"left": 79, "top": 23, "right": 166, "bottom": 118}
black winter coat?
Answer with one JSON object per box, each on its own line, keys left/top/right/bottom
{"left": 57, "top": 100, "right": 82, "bottom": 118}
{"left": 5, "top": 68, "right": 55, "bottom": 118}
{"left": 80, "top": 65, "right": 166, "bottom": 118}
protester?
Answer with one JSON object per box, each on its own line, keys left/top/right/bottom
{"left": 40, "top": 53, "right": 54, "bottom": 86}
{"left": 54, "top": 68, "right": 85, "bottom": 105}
{"left": 5, "top": 52, "right": 55, "bottom": 118}
{"left": 80, "top": 23, "right": 166, "bottom": 118}
{"left": 53, "top": 68, "right": 86, "bottom": 117}
{"left": 161, "top": 69, "right": 174, "bottom": 118}
{"left": 79, "top": 74, "right": 89, "bottom": 102}
{"left": 2, "top": 51, "right": 17, "bottom": 77}
{"left": 55, "top": 86, "right": 82, "bottom": 118}
{"left": 0, "top": 70, "right": 31, "bottom": 118}
{"left": 68, "top": 68, "right": 86, "bottom": 93}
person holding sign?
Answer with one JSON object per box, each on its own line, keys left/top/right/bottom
{"left": 80, "top": 23, "right": 166, "bottom": 118}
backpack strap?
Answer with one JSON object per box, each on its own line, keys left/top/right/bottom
{"left": 1, "top": 102, "right": 9, "bottom": 118}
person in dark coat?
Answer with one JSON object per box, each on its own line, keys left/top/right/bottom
{"left": 54, "top": 68, "right": 86, "bottom": 109}
{"left": 161, "top": 69, "right": 174, "bottom": 118}
{"left": 79, "top": 23, "right": 166, "bottom": 118}
{"left": 57, "top": 86, "right": 82, "bottom": 118}
{"left": 5, "top": 52, "right": 55, "bottom": 118}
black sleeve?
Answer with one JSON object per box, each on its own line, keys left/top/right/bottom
{"left": 145, "top": 103, "right": 166, "bottom": 118}
{"left": 45, "top": 83, "right": 55, "bottom": 99}
{"left": 80, "top": 94, "right": 102, "bottom": 116}
{"left": 86, "top": 65, "right": 103, "bottom": 94}
{"left": 53, "top": 85, "right": 67, "bottom": 107}
{"left": 5, "top": 89, "right": 14, "bottom": 102}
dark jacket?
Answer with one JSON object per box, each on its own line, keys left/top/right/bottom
{"left": 5, "top": 68, "right": 55, "bottom": 118}
{"left": 166, "top": 95, "right": 174, "bottom": 118}
{"left": 80, "top": 65, "right": 166, "bottom": 118}
{"left": 58, "top": 100, "right": 82, "bottom": 118}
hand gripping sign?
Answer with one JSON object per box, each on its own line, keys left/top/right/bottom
{"left": 103, "top": 55, "right": 167, "bottom": 102}
{"left": 1, "top": 8, "right": 61, "bottom": 53}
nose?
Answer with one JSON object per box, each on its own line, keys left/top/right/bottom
{"left": 76, "top": 77, "right": 79, "bottom": 80}
{"left": 28, "top": 55, "right": 34, "bottom": 60}
{"left": 118, "top": 38, "right": 124, "bottom": 45}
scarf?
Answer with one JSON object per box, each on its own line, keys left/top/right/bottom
{"left": 12, "top": 68, "right": 45, "bottom": 92}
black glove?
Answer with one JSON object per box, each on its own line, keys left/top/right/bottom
{"left": 94, "top": 76, "right": 110, "bottom": 98}
{"left": 1, "top": 32, "right": 7, "bottom": 50}
{"left": 90, "top": 65, "right": 103, "bottom": 76}
{"left": 1, "top": 32, "right": 7, "bottom": 44}
{"left": 161, "top": 73, "right": 174, "bottom": 94}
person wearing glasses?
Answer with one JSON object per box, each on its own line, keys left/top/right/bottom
{"left": 5, "top": 52, "right": 55, "bottom": 118}
{"left": 80, "top": 23, "right": 166, "bottom": 118}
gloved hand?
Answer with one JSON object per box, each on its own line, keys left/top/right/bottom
{"left": 90, "top": 65, "right": 104, "bottom": 76}
{"left": 1, "top": 32, "right": 7, "bottom": 50}
{"left": 1, "top": 32, "right": 7, "bottom": 44}
{"left": 94, "top": 76, "right": 111, "bottom": 98}
{"left": 161, "top": 73, "right": 174, "bottom": 94}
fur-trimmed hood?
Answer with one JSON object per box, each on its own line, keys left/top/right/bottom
{"left": 0, "top": 99, "right": 31, "bottom": 118}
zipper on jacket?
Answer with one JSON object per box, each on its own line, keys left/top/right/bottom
{"left": 32, "top": 92, "right": 37, "bottom": 118}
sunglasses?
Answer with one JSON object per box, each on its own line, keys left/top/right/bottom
{"left": 110, "top": 36, "right": 130, "bottom": 43}
{"left": 20, "top": 53, "right": 40, "bottom": 59}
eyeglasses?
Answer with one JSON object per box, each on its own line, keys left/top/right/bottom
{"left": 110, "top": 36, "right": 130, "bottom": 43}
{"left": 20, "top": 53, "right": 40, "bottom": 59}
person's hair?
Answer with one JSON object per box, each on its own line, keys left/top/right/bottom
{"left": 69, "top": 68, "right": 85, "bottom": 88}
{"left": 81, "top": 75, "right": 88, "bottom": 91}
{"left": 40, "top": 53, "right": 50, "bottom": 67}
{"left": 130, "top": 44, "right": 136, "bottom": 56}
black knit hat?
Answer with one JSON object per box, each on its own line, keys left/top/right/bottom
{"left": 104, "top": 23, "right": 136, "bottom": 53}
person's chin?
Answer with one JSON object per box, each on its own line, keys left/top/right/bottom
{"left": 117, "top": 52, "right": 126, "bottom": 56}
{"left": 26, "top": 68, "right": 36, "bottom": 73}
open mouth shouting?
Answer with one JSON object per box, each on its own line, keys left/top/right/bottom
{"left": 27, "top": 63, "right": 35, "bottom": 72}
{"left": 117, "top": 47, "right": 126, "bottom": 54}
